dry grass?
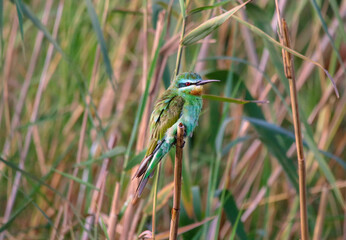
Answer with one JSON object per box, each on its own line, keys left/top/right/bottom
{"left": 0, "top": 0, "right": 345, "bottom": 239}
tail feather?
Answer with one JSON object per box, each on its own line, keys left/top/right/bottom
{"left": 132, "top": 140, "right": 163, "bottom": 180}
{"left": 132, "top": 140, "right": 168, "bottom": 198}
{"left": 132, "top": 154, "right": 152, "bottom": 180}
{"left": 134, "top": 176, "right": 150, "bottom": 198}
{"left": 134, "top": 166, "right": 157, "bottom": 198}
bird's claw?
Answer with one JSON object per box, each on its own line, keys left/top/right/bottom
{"left": 181, "top": 140, "right": 185, "bottom": 148}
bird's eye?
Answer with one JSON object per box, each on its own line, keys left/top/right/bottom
{"left": 185, "top": 82, "right": 191, "bottom": 86}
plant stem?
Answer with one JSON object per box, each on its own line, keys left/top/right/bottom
{"left": 152, "top": 162, "right": 162, "bottom": 240}
{"left": 169, "top": 123, "right": 184, "bottom": 240}
{"left": 174, "top": 15, "right": 186, "bottom": 77}
{"left": 278, "top": 16, "right": 309, "bottom": 240}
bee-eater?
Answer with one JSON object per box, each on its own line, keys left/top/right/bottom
{"left": 133, "top": 72, "right": 219, "bottom": 198}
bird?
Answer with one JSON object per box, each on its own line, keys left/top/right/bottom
{"left": 133, "top": 72, "right": 219, "bottom": 198}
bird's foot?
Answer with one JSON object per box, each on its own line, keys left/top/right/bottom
{"left": 181, "top": 140, "right": 186, "bottom": 148}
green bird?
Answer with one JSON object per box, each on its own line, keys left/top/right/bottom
{"left": 133, "top": 72, "right": 219, "bottom": 198}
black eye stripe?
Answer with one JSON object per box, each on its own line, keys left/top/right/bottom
{"left": 178, "top": 82, "right": 196, "bottom": 88}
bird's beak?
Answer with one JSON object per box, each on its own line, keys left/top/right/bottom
{"left": 196, "top": 79, "right": 220, "bottom": 85}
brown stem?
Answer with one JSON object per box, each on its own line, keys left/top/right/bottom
{"left": 169, "top": 123, "right": 184, "bottom": 240}
{"left": 278, "top": 15, "right": 309, "bottom": 240}
{"left": 174, "top": 17, "right": 186, "bottom": 77}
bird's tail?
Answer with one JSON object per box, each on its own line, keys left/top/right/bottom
{"left": 134, "top": 171, "right": 154, "bottom": 199}
{"left": 133, "top": 141, "right": 169, "bottom": 198}
{"left": 132, "top": 153, "right": 152, "bottom": 198}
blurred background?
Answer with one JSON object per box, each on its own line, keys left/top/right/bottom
{"left": 0, "top": 0, "right": 345, "bottom": 239}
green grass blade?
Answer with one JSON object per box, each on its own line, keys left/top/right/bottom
{"left": 14, "top": 0, "right": 24, "bottom": 41}
{"left": 53, "top": 169, "right": 99, "bottom": 190}
{"left": 329, "top": 0, "right": 346, "bottom": 41}
{"left": 221, "top": 136, "right": 251, "bottom": 157}
{"left": 74, "top": 146, "right": 126, "bottom": 167}
{"left": 100, "top": 215, "right": 110, "bottom": 240}
{"left": 219, "top": 190, "right": 248, "bottom": 240}
{"left": 0, "top": 157, "right": 66, "bottom": 199}
{"left": 85, "top": 0, "right": 116, "bottom": 88}
{"left": 310, "top": 0, "right": 346, "bottom": 73}
{"left": 111, "top": 8, "right": 143, "bottom": 15}
{"left": 21, "top": 3, "right": 64, "bottom": 55}
{"left": 179, "top": 0, "right": 186, "bottom": 18}
{"left": 188, "top": 0, "right": 233, "bottom": 16}
{"left": 0, "top": 198, "right": 32, "bottom": 232}
{"left": 191, "top": 186, "right": 202, "bottom": 220}
{"left": 202, "top": 94, "right": 269, "bottom": 104}
{"left": 0, "top": 0, "right": 3, "bottom": 59}
{"left": 244, "top": 117, "right": 346, "bottom": 169}
{"left": 30, "top": 200, "right": 54, "bottom": 227}
{"left": 204, "top": 60, "right": 290, "bottom": 113}
{"left": 215, "top": 118, "right": 233, "bottom": 153}
{"left": 181, "top": 0, "right": 251, "bottom": 46}
{"left": 229, "top": 207, "right": 243, "bottom": 240}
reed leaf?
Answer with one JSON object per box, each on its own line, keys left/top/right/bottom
{"left": 181, "top": 0, "right": 251, "bottom": 46}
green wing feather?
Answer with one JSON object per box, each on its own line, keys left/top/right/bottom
{"left": 146, "top": 89, "right": 185, "bottom": 157}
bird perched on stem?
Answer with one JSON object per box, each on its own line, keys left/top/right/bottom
{"left": 133, "top": 72, "right": 219, "bottom": 198}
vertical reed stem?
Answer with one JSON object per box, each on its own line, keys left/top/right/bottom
{"left": 279, "top": 18, "right": 309, "bottom": 240}
{"left": 169, "top": 123, "right": 184, "bottom": 240}
{"left": 152, "top": 162, "right": 162, "bottom": 240}
{"left": 174, "top": 17, "right": 186, "bottom": 77}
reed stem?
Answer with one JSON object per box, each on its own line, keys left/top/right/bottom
{"left": 169, "top": 123, "right": 184, "bottom": 240}
{"left": 152, "top": 162, "right": 162, "bottom": 240}
{"left": 278, "top": 16, "right": 309, "bottom": 240}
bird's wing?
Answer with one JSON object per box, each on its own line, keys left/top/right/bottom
{"left": 133, "top": 89, "right": 185, "bottom": 179}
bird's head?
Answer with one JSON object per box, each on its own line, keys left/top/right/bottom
{"left": 172, "top": 72, "right": 219, "bottom": 96}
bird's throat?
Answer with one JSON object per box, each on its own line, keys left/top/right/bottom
{"left": 190, "top": 86, "right": 203, "bottom": 96}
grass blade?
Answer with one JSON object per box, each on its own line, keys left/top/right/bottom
{"left": 244, "top": 117, "right": 346, "bottom": 169}
{"left": 21, "top": 3, "right": 64, "bottom": 55}
{"left": 14, "top": 0, "right": 24, "bottom": 41}
{"left": 0, "top": 199, "right": 32, "bottom": 232}
{"left": 0, "top": 0, "right": 3, "bottom": 58}
{"left": 202, "top": 94, "right": 269, "bottom": 104}
{"left": 181, "top": 0, "right": 251, "bottom": 46}
{"left": 219, "top": 190, "right": 247, "bottom": 240}
{"left": 53, "top": 169, "right": 99, "bottom": 190}
{"left": 310, "top": 0, "right": 346, "bottom": 73}
{"left": 188, "top": 0, "right": 233, "bottom": 16}
{"left": 85, "top": 0, "right": 116, "bottom": 88}
{"left": 74, "top": 146, "right": 126, "bottom": 167}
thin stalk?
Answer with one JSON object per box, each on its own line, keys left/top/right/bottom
{"left": 152, "top": 162, "right": 162, "bottom": 239}
{"left": 312, "top": 186, "right": 328, "bottom": 240}
{"left": 174, "top": 0, "right": 186, "bottom": 77}
{"left": 107, "top": 183, "right": 120, "bottom": 240}
{"left": 276, "top": 5, "right": 309, "bottom": 239}
{"left": 174, "top": 18, "right": 186, "bottom": 77}
{"left": 169, "top": 123, "right": 184, "bottom": 240}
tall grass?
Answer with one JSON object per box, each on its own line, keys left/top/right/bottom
{"left": 0, "top": 0, "right": 345, "bottom": 239}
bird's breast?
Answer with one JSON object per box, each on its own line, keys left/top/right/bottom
{"left": 182, "top": 98, "right": 203, "bottom": 136}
